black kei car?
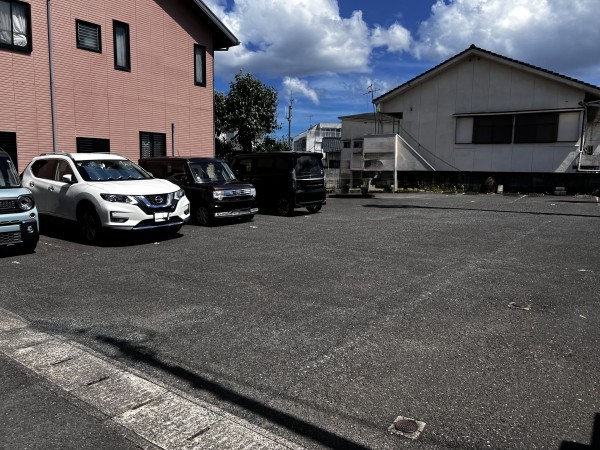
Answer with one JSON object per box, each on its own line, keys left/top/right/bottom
{"left": 139, "top": 157, "right": 258, "bottom": 226}
{"left": 230, "top": 152, "right": 326, "bottom": 216}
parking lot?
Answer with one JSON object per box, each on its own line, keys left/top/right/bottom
{"left": 1, "top": 193, "right": 599, "bottom": 449}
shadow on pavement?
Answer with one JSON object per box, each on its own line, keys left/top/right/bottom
{"left": 559, "top": 413, "right": 599, "bottom": 449}
{"left": 96, "top": 334, "right": 369, "bottom": 450}
{"left": 363, "top": 204, "right": 600, "bottom": 219}
{"left": 39, "top": 216, "right": 183, "bottom": 247}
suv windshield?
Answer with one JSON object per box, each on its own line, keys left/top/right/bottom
{"left": 294, "top": 155, "right": 323, "bottom": 179}
{"left": 0, "top": 155, "right": 21, "bottom": 188}
{"left": 189, "top": 161, "right": 236, "bottom": 183}
{"left": 75, "top": 159, "right": 151, "bottom": 181}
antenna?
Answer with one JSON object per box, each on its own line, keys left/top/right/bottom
{"left": 308, "top": 114, "right": 314, "bottom": 128}
{"left": 365, "top": 84, "right": 380, "bottom": 133}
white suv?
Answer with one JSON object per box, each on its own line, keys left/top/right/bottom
{"left": 22, "top": 153, "right": 190, "bottom": 242}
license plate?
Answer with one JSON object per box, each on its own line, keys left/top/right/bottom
{"left": 154, "top": 212, "right": 168, "bottom": 222}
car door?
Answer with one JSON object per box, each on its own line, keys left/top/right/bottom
{"left": 26, "top": 159, "right": 57, "bottom": 215}
{"left": 52, "top": 160, "right": 79, "bottom": 218}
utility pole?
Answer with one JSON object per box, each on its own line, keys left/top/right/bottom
{"left": 285, "top": 92, "right": 294, "bottom": 151}
{"left": 365, "top": 84, "right": 380, "bottom": 134}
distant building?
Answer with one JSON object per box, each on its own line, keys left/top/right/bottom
{"left": 336, "top": 45, "right": 600, "bottom": 193}
{"left": 0, "top": 0, "right": 238, "bottom": 170}
{"left": 293, "top": 123, "right": 341, "bottom": 153}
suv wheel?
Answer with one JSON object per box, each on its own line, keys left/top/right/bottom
{"left": 78, "top": 206, "right": 102, "bottom": 243}
{"left": 195, "top": 206, "right": 213, "bottom": 226}
{"left": 306, "top": 204, "right": 322, "bottom": 214}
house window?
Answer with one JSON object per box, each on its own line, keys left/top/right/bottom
{"left": 472, "top": 115, "right": 513, "bottom": 144}
{"left": 194, "top": 44, "right": 206, "bottom": 86}
{"left": 113, "top": 20, "right": 130, "bottom": 71}
{"left": 140, "top": 132, "right": 166, "bottom": 158}
{"left": 76, "top": 19, "right": 101, "bottom": 53}
{"left": 514, "top": 112, "right": 558, "bottom": 143}
{"left": 0, "top": 0, "right": 31, "bottom": 52}
{"left": 76, "top": 137, "right": 110, "bottom": 153}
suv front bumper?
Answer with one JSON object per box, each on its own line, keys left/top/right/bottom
{"left": 99, "top": 197, "right": 191, "bottom": 231}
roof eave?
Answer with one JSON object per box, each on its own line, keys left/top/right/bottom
{"left": 189, "top": 0, "right": 240, "bottom": 51}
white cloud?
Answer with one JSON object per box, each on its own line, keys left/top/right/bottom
{"left": 412, "top": 0, "right": 600, "bottom": 78}
{"left": 371, "top": 23, "right": 412, "bottom": 53}
{"left": 211, "top": 0, "right": 411, "bottom": 78}
{"left": 283, "top": 77, "right": 320, "bottom": 105}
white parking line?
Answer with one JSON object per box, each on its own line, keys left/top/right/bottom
{"left": 0, "top": 309, "right": 302, "bottom": 450}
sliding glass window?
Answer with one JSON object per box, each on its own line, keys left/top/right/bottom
{"left": 113, "top": 20, "right": 130, "bottom": 71}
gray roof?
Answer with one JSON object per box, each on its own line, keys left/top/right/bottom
{"left": 375, "top": 45, "right": 600, "bottom": 103}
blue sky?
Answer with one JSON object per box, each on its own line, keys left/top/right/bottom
{"left": 205, "top": 0, "right": 600, "bottom": 139}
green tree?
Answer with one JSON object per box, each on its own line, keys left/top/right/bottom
{"left": 215, "top": 71, "right": 280, "bottom": 153}
{"left": 256, "top": 135, "right": 290, "bottom": 152}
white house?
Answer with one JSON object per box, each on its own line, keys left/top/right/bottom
{"left": 337, "top": 45, "right": 600, "bottom": 193}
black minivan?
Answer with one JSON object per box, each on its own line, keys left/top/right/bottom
{"left": 230, "top": 152, "right": 326, "bottom": 216}
{"left": 139, "top": 157, "right": 258, "bottom": 225}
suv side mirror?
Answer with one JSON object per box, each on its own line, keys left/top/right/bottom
{"left": 62, "top": 174, "right": 75, "bottom": 184}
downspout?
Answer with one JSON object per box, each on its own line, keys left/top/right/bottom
{"left": 171, "top": 123, "right": 175, "bottom": 156}
{"left": 47, "top": 0, "right": 58, "bottom": 153}
{"left": 577, "top": 104, "right": 587, "bottom": 171}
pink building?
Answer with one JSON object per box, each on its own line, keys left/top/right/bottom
{"left": 0, "top": 0, "right": 238, "bottom": 170}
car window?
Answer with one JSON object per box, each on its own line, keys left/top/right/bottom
{"left": 256, "top": 158, "right": 273, "bottom": 170}
{"left": 75, "top": 159, "right": 151, "bottom": 181}
{"left": 189, "top": 161, "right": 236, "bottom": 183}
{"left": 294, "top": 155, "right": 323, "bottom": 179}
{"left": 0, "top": 154, "right": 20, "bottom": 188}
{"left": 233, "top": 159, "right": 252, "bottom": 175}
{"left": 55, "top": 160, "right": 75, "bottom": 182}
{"left": 31, "top": 159, "right": 58, "bottom": 180}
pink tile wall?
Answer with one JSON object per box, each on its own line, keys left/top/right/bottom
{"left": 1, "top": 0, "right": 217, "bottom": 169}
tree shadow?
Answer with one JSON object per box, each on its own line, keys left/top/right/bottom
{"left": 96, "top": 334, "right": 369, "bottom": 450}
{"left": 559, "top": 413, "right": 599, "bottom": 449}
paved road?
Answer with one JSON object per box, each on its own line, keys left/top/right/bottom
{"left": 1, "top": 194, "right": 599, "bottom": 449}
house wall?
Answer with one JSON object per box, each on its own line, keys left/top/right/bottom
{"left": 378, "top": 56, "right": 586, "bottom": 173}
{"left": 0, "top": 0, "right": 216, "bottom": 170}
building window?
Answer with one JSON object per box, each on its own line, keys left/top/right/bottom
{"left": 76, "top": 137, "right": 110, "bottom": 153}
{"left": 472, "top": 115, "right": 513, "bottom": 144}
{"left": 0, "top": 0, "right": 31, "bottom": 52}
{"left": 194, "top": 44, "right": 206, "bottom": 86}
{"left": 353, "top": 140, "right": 363, "bottom": 148}
{"left": 514, "top": 112, "right": 558, "bottom": 143}
{"left": 342, "top": 141, "right": 351, "bottom": 148}
{"left": 113, "top": 20, "right": 130, "bottom": 71}
{"left": 140, "top": 132, "right": 166, "bottom": 158}
{"left": 76, "top": 19, "right": 101, "bottom": 53}
{"left": 328, "top": 160, "right": 340, "bottom": 169}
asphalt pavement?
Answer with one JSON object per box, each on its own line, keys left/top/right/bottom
{"left": 1, "top": 193, "right": 599, "bottom": 450}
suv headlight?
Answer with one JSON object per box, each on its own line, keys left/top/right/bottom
{"left": 174, "top": 189, "right": 185, "bottom": 200}
{"left": 250, "top": 187, "right": 256, "bottom": 197}
{"left": 17, "top": 195, "right": 35, "bottom": 211}
{"left": 100, "top": 194, "right": 137, "bottom": 204}
{"left": 213, "top": 190, "right": 224, "bottom": 201}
